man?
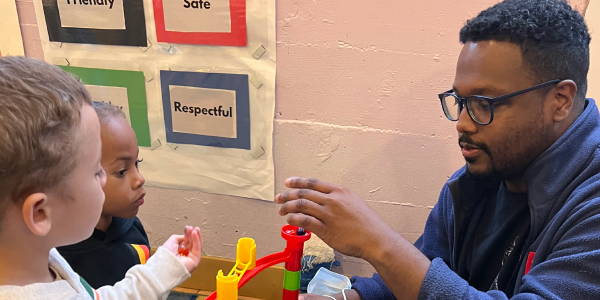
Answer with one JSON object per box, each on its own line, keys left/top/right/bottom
{"left": 276, "top": 0, "right": 600, "bottom": 299}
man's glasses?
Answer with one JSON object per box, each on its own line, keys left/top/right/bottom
{"left": 438, "top": 79, "right": 561, "bottom": 125}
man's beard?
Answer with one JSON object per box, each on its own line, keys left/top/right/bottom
{"left": 460, "top": 117, "right": 555, "bottom": 181}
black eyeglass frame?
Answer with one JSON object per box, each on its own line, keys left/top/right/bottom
{"left": 438, "top": 79, "right": 562, "bottom": 125}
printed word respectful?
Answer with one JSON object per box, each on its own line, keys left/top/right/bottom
{"left": 174, "top": 102, "right": 232, "bottom": 117}
{"left": 65, "top": 0, "right": 116, "bottom": 9}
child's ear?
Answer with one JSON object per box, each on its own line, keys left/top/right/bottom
{"left": 21, "top": 193, "right": 52, "bottom": 236}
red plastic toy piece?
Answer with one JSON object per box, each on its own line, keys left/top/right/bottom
{"left": 205, "top": 225, "right": 311, "bottom": 300}
{"left": 179, "top": 243, "right": 189, "bottom": 256}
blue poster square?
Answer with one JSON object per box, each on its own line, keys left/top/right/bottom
{"left": 160, "top": 71, "right": 251, "bottom": 150}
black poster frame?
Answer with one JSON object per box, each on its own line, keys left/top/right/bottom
{"left": 42, "top": 0, "right": 147, "bottom": 46}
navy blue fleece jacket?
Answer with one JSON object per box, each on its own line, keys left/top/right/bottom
{"left": 351, "top": 99, "right": 600, "bottom": 299}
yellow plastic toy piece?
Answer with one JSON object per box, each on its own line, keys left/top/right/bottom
{"left": 216, "top": 270, "right": 238, "bottom": 300}
{"left": 236, "top": 238, "right": 257, "bottom": 271}
{"left": 216, "top": 238, "right": 257, "bottom": 300}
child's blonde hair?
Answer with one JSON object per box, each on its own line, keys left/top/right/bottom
{"left": 0, "top": 57, "right": 92, "bottom": 214}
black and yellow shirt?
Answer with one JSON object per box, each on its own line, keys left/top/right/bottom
{"left": 57, "top": 217, "right": 151, "bottom": 288}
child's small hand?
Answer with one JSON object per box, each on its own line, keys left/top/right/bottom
{"left": 162, "top": 226, "right": 202, "bottom": 273}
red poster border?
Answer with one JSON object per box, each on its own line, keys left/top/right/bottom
{"left": 153, "top": 0, "right": 247, "bottom": 46}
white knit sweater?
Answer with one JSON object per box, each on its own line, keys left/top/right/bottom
{"left": 0, "top": 246, "right": 191, "bottom": 300}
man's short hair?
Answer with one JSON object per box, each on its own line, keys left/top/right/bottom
{"left": 459, "top": 0, "right": 591, "bottom": 100}
{"left": 0, "top": 57, "right": 92, "bottom": 219}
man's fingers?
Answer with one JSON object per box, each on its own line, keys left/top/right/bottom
{"left": 279, "top": 198, "right": 326, "bottom": 219}
{"left": 275, "top": 177, "right": 338, "bottom": 203}
{"left": 286, "top": 213, "right": 325, "bottom": 236}
{"left": 275, "top": 188, "right": 328, "bottom": 204}
{"left": 285, "top": 177, "right": 335, "bottom": 194}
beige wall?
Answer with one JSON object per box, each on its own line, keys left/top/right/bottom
{"left": 14, "top": 0, "right": 590, "bottom": 276}
{"left": 587, "top": 1, "right": 600, "bottom": 100}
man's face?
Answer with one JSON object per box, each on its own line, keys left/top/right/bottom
{"left": 453, "top": 41, "right": 556, "bottom": 180}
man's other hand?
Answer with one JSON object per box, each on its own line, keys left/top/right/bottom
{"left": 276, "top": 177, "right": 394, "bottom": 261}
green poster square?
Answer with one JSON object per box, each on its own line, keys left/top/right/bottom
{"left": 60, "top": 66, "right": 151, "bottom": 147}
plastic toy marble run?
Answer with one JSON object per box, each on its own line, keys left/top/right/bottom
{"left": 205, "top": 225, "right": 311, "bottom": 300}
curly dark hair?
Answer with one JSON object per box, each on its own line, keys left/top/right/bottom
{"left": 459, "top": 0, "right": 590, "bottom": 100}
{"left": 92, "top": 101, "right": 127, "bottom": 124}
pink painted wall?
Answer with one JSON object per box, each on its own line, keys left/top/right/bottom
{"left": 13, "top": 0, "right": 590, "bottom": 276}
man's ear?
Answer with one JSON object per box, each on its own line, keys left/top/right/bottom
{"left": 552, "top": 80, "right": 578, "bottom": 122}
{"left": 22, "top": 193, "right": 52, "bottom": 236}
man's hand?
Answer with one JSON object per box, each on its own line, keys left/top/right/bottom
{"left": 275, "top": 177, "right": 396, "bottom": 261}
{"left": 162, "top": 226, "right": 203, "bottom": 273}
{"left": 276, "top": 177, "right": 431, "bottom": 300}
